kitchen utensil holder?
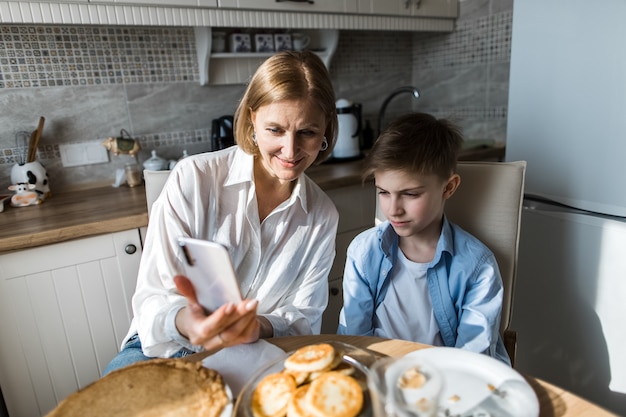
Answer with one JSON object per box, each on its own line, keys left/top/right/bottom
{"left": 10, "top": 160, "right": 51, "bottom": 201}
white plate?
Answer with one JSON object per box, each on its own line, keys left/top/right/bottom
{"left": 222, "top": 384, "right": 234, "bottom": 417}
{"left": 403, "top": 347, "right": 539, "bottom": 417}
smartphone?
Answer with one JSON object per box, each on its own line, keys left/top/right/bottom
{"left": 177, "top": 237, "right": 242, "bottom": 312}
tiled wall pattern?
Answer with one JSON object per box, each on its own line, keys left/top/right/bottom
{"left": 413, "top": 12, "right": 512, "bottom": 68}
{"left": 0, "top": 25, "right": 198, "bottom": 89}
{"left": 411, "top": 10, "right": 513, "bottom": 140}
{"left": 330, "top": 30, "right": 413, "bottom": 125}
{"left": 331, "top": 31, "right": 412, "bottom": 75}
{"left": 0, "top": 128, "right": 210, "bottom": 166}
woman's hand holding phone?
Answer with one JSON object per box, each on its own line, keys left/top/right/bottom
{"left": 174, "top": 237, "right": 272, "bottom": 350}
{"left": 177, "top": 237, "right": 243, "bottom": 312}
{"left": 174, "top": 274, "right": 261, "bottom": 350}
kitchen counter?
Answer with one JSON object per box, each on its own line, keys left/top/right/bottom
{"left": 0, "top": 144, "right": 504, "bottom": 253}
{"left": 0, "top": 185, "right": 149, "bottom": 253}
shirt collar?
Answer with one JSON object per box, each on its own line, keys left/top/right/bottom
{"left": 290, "top": 176, "right": 309, "bottom": 213}
{"left": 432, "top": 215, "right": 454, "bottom": 264}
{"left": 224, "top": 147, "right": 309, "bottom": 212}
{"left": 378, "top": 222, "right": 399, "bottom": 260}
{"left": 377, "top": 215, "right": 454, "bottom": 266}
{"left": 224, "top": 147, "right": 254, "bottom": 187}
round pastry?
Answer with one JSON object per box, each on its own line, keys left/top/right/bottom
{"left": 287, "top": 385, "right": 313, "bottom": 417}
{"left": 284, "top": 343, "right": 336, "bottom": 373}
{"left": 304, "top": 371, "right": 363, "bottom": 417}
{"left": 45, "top": 359, "right": 229, "bottom": 417}
{"left": 251, "top": 372, "right": 297, "bottom": 417}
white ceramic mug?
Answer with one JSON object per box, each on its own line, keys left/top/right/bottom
{"left": 229, "top": 33, "right": 251, "bottom": 53}
{"left": 254, "top": 33, "right": 274, "bottom": 53}
{"left": 274, "top": 33, "right": 292, "bottom": 51}
{"left": 292, "top": 33, "right": 311, "bottom": 51}
{"left": 211, "top": 31, "right": 226, "bottom": 53}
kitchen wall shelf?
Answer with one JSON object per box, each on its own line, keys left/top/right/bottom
{"left": 195, "top": 28, "right": 339, "bottom": 86}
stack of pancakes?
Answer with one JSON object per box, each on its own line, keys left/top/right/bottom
{"left": 45, "top": 359, "right": 230, "bottom": 417}
{"left": 251, "top": 343, "right": 364, "bottom": 417}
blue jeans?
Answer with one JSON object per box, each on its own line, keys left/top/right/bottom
{"left": 103, "top": 334, "right": 195, "bottom": 376}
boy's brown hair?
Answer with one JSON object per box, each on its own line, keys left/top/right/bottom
{"left": 363, "top": 112, "right": 463, "bottom": 182}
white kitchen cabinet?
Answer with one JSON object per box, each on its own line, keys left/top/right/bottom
{"left": 139, "top": 226, "right": 147, "bottom": 248}
{"left": 321, "top": 182, "right": 375, "bottom": 333}
{"left": 95, "top": 0, "right": 217, "bottom": 5}
{"left": 195, "top": 27, "right": 339, "bottom": 85}
{"left": 0, "top": 229, "right": 142, "bottom": 417}
{"left": 4, "top": 0, "right": 215, "bottom": 3}
{"left": 0, "top": 1, "right": 456, "bottom": 30}
{"left": 218, "top": 0, "right": 357, "bottom": 13}
{"left": 357, "top": 0, "right": 458, "bottom": 18}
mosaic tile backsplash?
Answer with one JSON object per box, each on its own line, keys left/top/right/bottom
{"left": 414, "top": 12, "right": 512, "bottom": 68}
{"left": 411, "top": 10, "right": 512, "bottom": 139}
{"left": 0, "top": 1, "right": 513, "bottom": 190}
{"left": 0, "top": 25, "right": 198, "bottom": 88}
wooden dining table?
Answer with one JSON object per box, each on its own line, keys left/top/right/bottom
{"left": 244, "top": 334, "right": 617, "bottom": 417}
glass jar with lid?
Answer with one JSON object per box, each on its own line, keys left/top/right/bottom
{"left": 142, "top": 150, "right": 168, "bottom": 171}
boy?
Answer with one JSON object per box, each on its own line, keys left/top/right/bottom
{"left": 337, "top": 112, "right": 510, "bottom": 365}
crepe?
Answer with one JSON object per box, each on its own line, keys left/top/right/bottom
{"left": 46, "top": 359, "right": 229, "bottom": 417}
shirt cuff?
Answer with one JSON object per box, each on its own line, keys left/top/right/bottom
{"left": 164, "top": 303, "right": 203, "bottom": 353}
{"left": 260, "top": 314, "right": 283, "bottom": 337}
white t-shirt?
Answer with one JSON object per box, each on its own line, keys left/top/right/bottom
{"left": 373, "top": 248, "right": 443, "bottom": 346}
{"left": 127, "top": 146, "right": 339, "bottom": 357}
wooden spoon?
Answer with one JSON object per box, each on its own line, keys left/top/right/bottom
{"left": 27, "top": 116, "right": 45, "bottom": 163}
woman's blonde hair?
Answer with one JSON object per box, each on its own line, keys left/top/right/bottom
{"left": 234, "top": 51, "right": 337, "bottom": 164}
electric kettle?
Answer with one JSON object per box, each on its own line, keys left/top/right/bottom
{"left": 333, "top": 98, "right": 362, "bottom": 159}
{"left": 211, "top": 115, "right": 235, "bottom": 151}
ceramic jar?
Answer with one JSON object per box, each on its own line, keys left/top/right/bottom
{"left": 10, "top": 160, "right": 51, "bottom": 200}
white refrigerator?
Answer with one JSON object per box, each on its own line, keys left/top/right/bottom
{"left": 506, "top": 0, "right": 626, "bottom": 414}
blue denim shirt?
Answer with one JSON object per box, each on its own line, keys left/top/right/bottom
{"left": 338, "top": 217, "right": 511, "bottom": 365}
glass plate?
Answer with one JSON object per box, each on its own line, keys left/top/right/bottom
{"left": 233, "top": 340, "right": 378, "bottom": 417}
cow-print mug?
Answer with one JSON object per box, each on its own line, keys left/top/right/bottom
{"left": 10, "top": 160, "right": 51, "bottom": 201}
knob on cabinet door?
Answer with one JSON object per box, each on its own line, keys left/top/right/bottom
{"left": 125, "top": 244, "right": 137, "bottom": 255}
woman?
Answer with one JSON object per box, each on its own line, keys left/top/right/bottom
{"left": 105, "top": 51, "right": 339, "bottom": 374}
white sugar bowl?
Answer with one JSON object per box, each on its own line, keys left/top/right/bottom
{"left": 142, "top": 150, "right": 168, "bottom": 171}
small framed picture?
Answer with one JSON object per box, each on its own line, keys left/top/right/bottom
{"left": 229, "top": 33, "right": 251, "bottom": 53}
{"left": 254, "top": 34, "right": 274, "bottom": 53}
{"left": 274, "top": 34, "right": 292, "bottom": 52}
